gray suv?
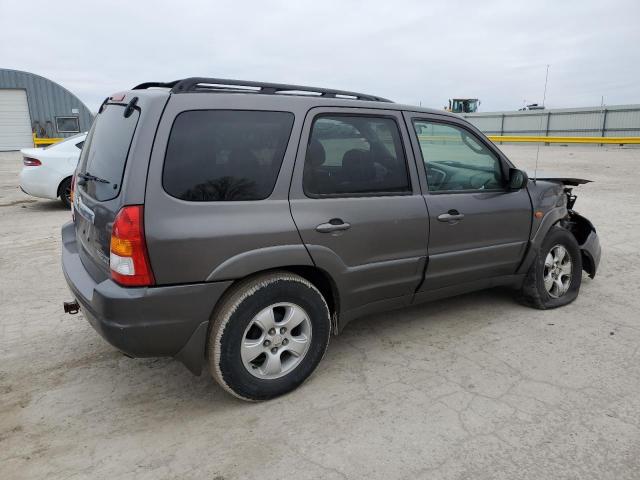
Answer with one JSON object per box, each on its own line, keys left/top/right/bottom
{"left": 62, "top": 78, "right": 601, "bottom": 400}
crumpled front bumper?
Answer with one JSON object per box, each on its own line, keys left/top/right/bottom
{"left": 568, "top": 211, "right": 601, "bottom": 278}
{"left": 580, "top": 229, "right": 601, "bottom": 278}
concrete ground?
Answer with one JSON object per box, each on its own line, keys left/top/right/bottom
{"left": 1, "top": 145, "right": 639, "bottom": 480}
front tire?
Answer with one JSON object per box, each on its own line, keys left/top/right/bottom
{"left": 519, "top": 226, "right": 582, "bottom": 309}
{"left": 208, "top": 271, "right": 331, "bottom": 401}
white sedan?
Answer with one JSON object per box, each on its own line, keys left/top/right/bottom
{"left": 19, "top": 132, "right": 87, "bottom": 208}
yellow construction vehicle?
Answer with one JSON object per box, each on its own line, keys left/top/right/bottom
{"left": 445, "top": 98, "right": 480, "bottom": 113}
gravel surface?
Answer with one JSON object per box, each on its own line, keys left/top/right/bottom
{"left": 1, "top": 145, "right": 639, "bottom": 480}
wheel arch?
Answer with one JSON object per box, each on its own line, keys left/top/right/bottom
{"left": 518, "top": 208, "right": 599, "bottom": 278}
{"left": 517, "top": 205, "right": 567, "bottom": 275}
{"left": 215, "top": 265, "right": 340, "bottom": 333}
{"left": 284, "top": 265, "right": 340, "bottom": 332}
{"left": 56, "top": 175, "right": 72, "bottom": 198}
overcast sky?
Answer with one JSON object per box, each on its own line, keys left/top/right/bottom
{"left": 1, "top": 0, "right": 639, "bottom": 112}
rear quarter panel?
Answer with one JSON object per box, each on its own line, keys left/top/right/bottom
{"left": 144, "top": 94, "right": 314, "bottom": 284}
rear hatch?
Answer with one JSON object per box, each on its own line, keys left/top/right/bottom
{"left": 73, "top": 98, "right": 142, "bottom": 282}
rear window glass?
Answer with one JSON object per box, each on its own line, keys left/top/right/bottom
{"left": 78, "top": 104, "right": 139, "bottom": 201}
{"left": 163, "top": 110, "right": 294, "bottom": 201}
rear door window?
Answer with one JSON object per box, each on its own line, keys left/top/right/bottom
{"left": 78, "top": 104, "right": 139, "bottom": 201}
{"left": 163, "top": 110, "right": 294, "bottom": 201}
{"left": 303, "top": 115, "right": 410, "bottom": 196}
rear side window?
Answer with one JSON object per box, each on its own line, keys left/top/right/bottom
{"left": 303, "top": 115, "right": 410, "bottom": 196}
{"left": 163, "top": 110, "right": 294, "bottom": 201}
{"left": 78, "top": 104, "right": 139, "bottom": 201}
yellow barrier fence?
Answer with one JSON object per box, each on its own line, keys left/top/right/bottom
{"left": 31, "top": 133, "right": 640, "bottom": 148}
{"left": 487, "top": 135, "right": 640, "bottom": 145}
{"left": 419, "top": 134, "right": 640, "bottom": 145}
{"left": 33, "top": 133, "right": 63, "bottom": 147}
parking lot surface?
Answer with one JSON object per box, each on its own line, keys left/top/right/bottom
{"left": 1, "top": 145, "right": 639, "bottom": 480}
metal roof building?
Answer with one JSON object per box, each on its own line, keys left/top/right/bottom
{"left": 0, "top": 68, "right": 93, "bottom": 151}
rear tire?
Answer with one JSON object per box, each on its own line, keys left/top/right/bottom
{"left": 208, "top": 271, "right": 331, "bottom": 401}
{"left": 518, "top": 226, "right": 582, "bottom": 309}
{"left": 59, "top": 177, "right": 72, "bottom": 209}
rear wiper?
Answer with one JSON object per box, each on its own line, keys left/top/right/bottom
{"left": 77, "top": 172, "right": 110, "bottom": 184}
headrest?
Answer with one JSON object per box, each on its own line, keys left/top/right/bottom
{"left": 342, "top": 149, "right": 375, "bottom": 181}
{"left": 306, "top": 139, "right": 326, "bottom": 167}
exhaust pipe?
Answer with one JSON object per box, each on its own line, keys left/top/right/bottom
{"left": 63, "top": 300, "right": 80, "bottom": 315}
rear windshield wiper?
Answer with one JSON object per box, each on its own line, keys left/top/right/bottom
{"left": 77, "top": 172, "right": 110, "bottom": 184}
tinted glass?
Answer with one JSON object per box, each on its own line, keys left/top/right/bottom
{"left": 413, "top": 121, "right": 504, "bottom": 192}
{"left": 163, "top": 110, "right": 294, "bottom": 201}
{"left": 303, "top": 115, "right": 410, "bottom": 196}
{"left": 77, "top": 104, "right": 139, "bottom": 201}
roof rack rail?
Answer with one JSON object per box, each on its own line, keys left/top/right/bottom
{"left": 133, "top": 77, "right": 392, "bottom": 102}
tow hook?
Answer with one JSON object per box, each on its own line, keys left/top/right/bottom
{"left": 63, "top": 300, "right": 80, "bottom": 315}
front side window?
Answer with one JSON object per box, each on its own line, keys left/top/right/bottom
{"left": 56, "top": 116, "right": 80, "bottom": 133}
{"left": 303, "top": 115, "right": 410, "bottom": 196}
{"left": 163, "top": 110, "right": 294, "bottom": 201}
{"left": 413, "top": 121, "right": 504, "bottom": 192}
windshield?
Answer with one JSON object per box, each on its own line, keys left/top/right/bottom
{"left": 77, "top": 104, "right": 139, "bottom": 201}
{"left": 451, "top": 99, "right": 478, "bottom": 113}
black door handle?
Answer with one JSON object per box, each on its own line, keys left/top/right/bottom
{"left": 316, "top": 219, "right": 351, "bottom": 233}
{"left": 437, "top": 210, "right": 465, "bottom": 222}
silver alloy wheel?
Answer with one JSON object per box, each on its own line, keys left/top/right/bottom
{"left": 240, "top": 302, "right": 312, "bottom": 379}
{"left": 544, "top": 244, "right": 573, "bottom": 298}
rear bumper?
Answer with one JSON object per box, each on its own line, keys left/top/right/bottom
{"left": 61, "top": 222, "right": 232, "bottom": 374}
{"left": 19, "top": 166, "right": 59, "bottom": 200}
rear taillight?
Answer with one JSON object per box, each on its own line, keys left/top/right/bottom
{"left": 23, "top": 157, "right": 41, "bottom": 166}
{"left": 109, "top": 205, "right": 155, "bottom": 287}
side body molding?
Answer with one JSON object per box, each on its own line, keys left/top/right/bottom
{"left": 206, "top": 244, "right": 314, "bottom": 281}
{"left": 306, "top": 244, "right": 426, "bottom": 327}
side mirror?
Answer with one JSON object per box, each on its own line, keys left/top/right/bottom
{"left": 508, "top": 168, "right": 528, "bottom": 190}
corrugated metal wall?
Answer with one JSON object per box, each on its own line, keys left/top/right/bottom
{"left": 464, "top": 104, "right": 640, "bottom": 138}
{"left": 0, "top": 68, "right": 93, "bottom": 138}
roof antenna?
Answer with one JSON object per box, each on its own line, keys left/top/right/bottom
{"left": 534, "top": 64, "right": 550, "bottom": 183}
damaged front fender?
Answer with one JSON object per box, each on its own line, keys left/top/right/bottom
{"left": 520, "top": 179, "right": 601, "bottom": 279}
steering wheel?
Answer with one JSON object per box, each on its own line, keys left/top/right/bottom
{"left": 469, "top": 173, "right": 496, "bottom": 190}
